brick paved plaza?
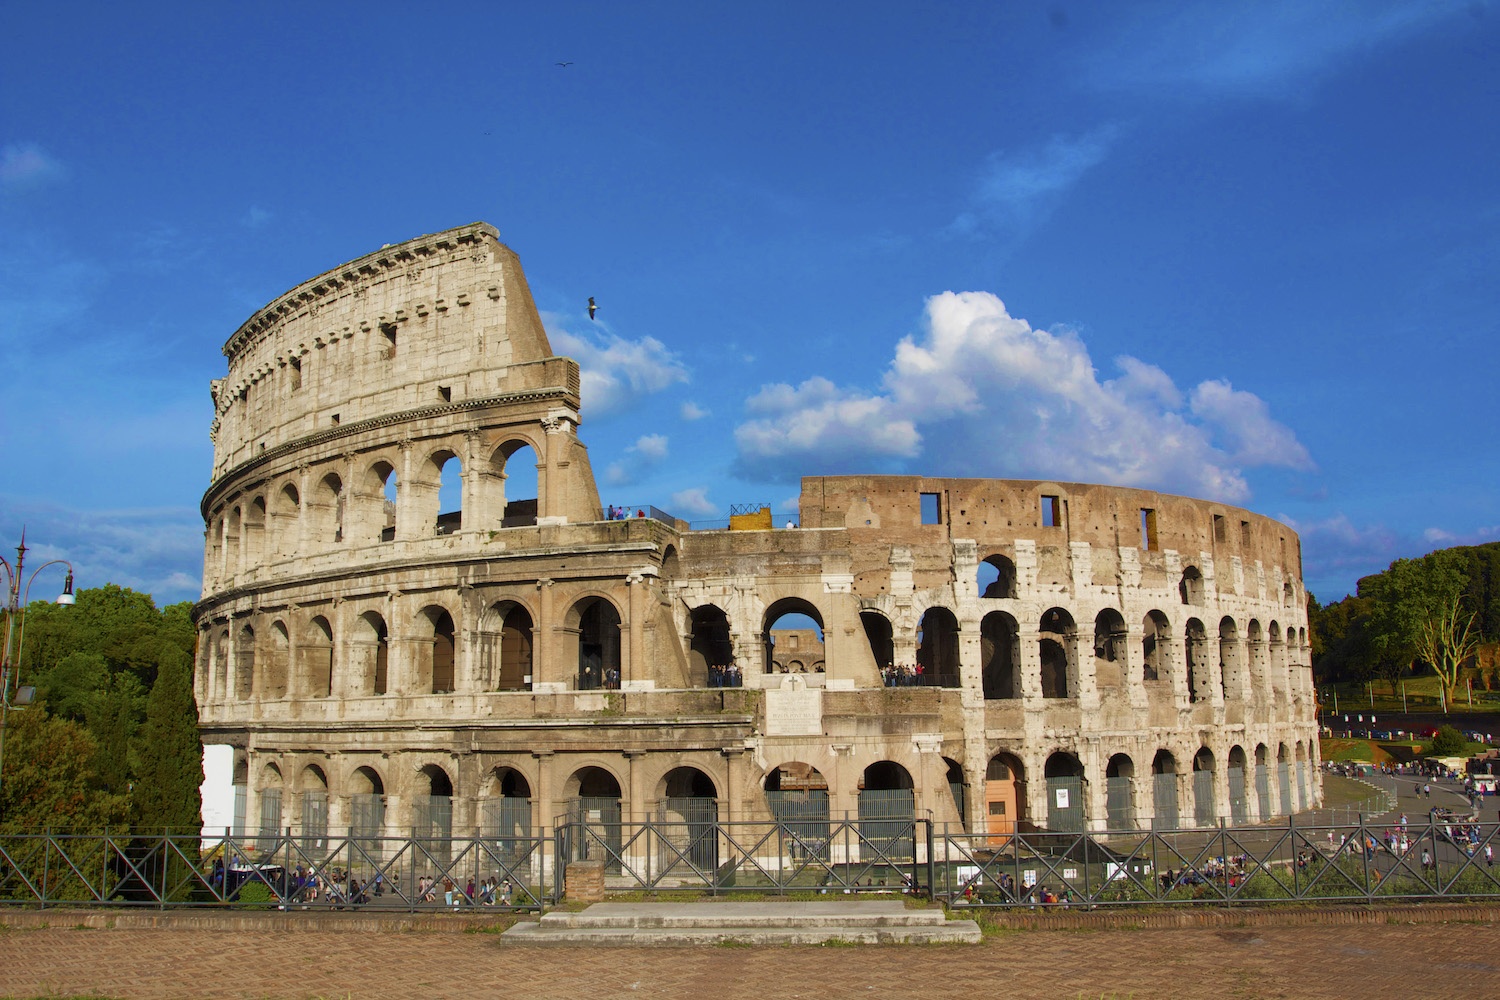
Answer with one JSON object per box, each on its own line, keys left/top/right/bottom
{"left": 2, "top": 910, "right": 1498, "bottom": 999}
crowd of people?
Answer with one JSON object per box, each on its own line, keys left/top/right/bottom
{"left": 705, "top": 663, "right": 743, "bottom": 687}
{"left": 210, "top": 857, "right": 522, "bottom": 908}
{"left": 881, "top": 663, "right": 931, "bottom": 687}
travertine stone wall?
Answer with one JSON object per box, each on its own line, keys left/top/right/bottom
{"left": 194, "top": 223, "right": 1320, "bottom": 848}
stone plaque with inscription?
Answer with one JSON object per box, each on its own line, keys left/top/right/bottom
{"left": 764, "top": 680, "right": 823, "bottom": 737}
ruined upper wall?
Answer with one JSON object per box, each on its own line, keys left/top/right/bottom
{"left": 799, "top": 474, "right": 1304, "bottom": 599}
{"left": 208, "top": 223, "right": 557, "bottom": 478}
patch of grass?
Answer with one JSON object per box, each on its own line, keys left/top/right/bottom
{"left": 715, "top": 937, "right": 754, "bottom": 948}
{"left": 819, "top": 937, "right": 861, "bottom": 947}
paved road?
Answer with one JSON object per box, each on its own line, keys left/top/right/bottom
{"left": 2, "top": 917, "right": 1498, "bottom": 999}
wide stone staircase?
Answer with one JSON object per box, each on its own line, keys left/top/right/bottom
{"left": 502, "top": 899, "right": 982, "bottom": 946}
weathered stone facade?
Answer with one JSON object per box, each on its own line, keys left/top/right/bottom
{"left": 194, "top": 222, "right": 1320, "bottom": 844}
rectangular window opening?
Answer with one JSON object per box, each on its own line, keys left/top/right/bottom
{"left": 380, "top": 322, "right": 397, "bottom": 359}
{"left": 289, "top": 356, "right": 302, "bottom": 392}
{"left": 438, "top": 385, "right": 452, "bottom": 402}
{"left": 1140, "top": 508, "right": 1158, "bottom": 551}
{"left": 1213, "top": 514, "right": 1226, "bottom": 543}
{"left": 330, "top": 413, "right": 340, "bottom": 426}
{"left": 1240, "top": 520, "right": 1251, "bottom": 546}
{"left": 1041, "top": 494, "right": 1060, "bottom": 528}
{"left": 919, "top": 492, "right": 942, "bottom": 525}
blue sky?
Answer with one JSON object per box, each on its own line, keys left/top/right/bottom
{"left": 2, "top": 1, "right": 1496, "bottom": 607}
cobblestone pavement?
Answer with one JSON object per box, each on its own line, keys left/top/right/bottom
{"left": 2, "top": 919, "right": 1499, "bottom": 999}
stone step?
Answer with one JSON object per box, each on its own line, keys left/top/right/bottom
{"left": 502, "top": 901, "right": 983, "bottom": 946}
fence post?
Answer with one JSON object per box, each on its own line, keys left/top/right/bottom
{"left": 924, "top": 819, "right": 935, "bottom": 900}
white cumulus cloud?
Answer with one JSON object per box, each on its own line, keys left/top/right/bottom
{"left": 605, "top": 433, "right": 670, "bottom": 487}
{"left": 680, "top": 401, "right": 709, "bottom": 421}
{"left": 733, "top": 290, "right": 1313, "bottom": 503}
{"left": 669, "top": 487, "right": 718, "bottom": 518}
{"left": 547, "top": 323, "right": 689, "bottom": 416}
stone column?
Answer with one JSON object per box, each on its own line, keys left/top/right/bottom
{"left": 625, "top": 573, "right": 646, "bottom": 687}
{"left": 534, "top": 579, "right": 556, "bottom": 688}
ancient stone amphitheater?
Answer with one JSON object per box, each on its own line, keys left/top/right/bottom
{"left": 193, "top": 222, "right": 1319, "bottom": 851}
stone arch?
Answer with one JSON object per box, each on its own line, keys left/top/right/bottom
{"left": 414, "top": 763, "right": 454, "bottom": 853}
{"left": 1179, "top": 565, "right": 1204, "bottom": 606}
{"left": 1043, "top": 751, "right": 1086, "bottom": 832}
{"left": 977, "top": 553, "right": 1017, "bottom": 599}
{"left": 301, "top": 615, "right": 334, "bottom": 698}
{"left": 569, "top": 596, "right": 622, "bottom": 690}
{"left": 491, "top": 439, "right": 540, "bottom": 528}
{"left": 1142, "top": 610, "right": 1171, "bottom": 683}
{"left": 1253, "top": 743, "right": 1272, "bottom": 819}
{"left": 235, "top": 623, "right": 256, "bottom": 700}
{"left": 859, "top": 761, "right": 915, "bottom": 844}
{"left": 256, "top": 761, "right": 284, "bottom": 840}
{"left": 264, "top": 619, "right": 290, "bottom": 699}
{"left": 1093, "top": 608, "right": 1128, "bottom": 694}
{"left": 861, "top": 610, "right": 895, "bottom": 676}
{"left": 1247, "top": 618, "right": 1266, "bottom": 687}
{"left": 984, "top": 752, "right": 1027, "bottom": 840}
{"left": 272, "top": 482, "right": 300, "bottom": 559}
{"left": 1192, "top": 746, "right": 1217, "bottom": 825}
{"left": 1151, "top": 749, "right": 1180, "bottom": 829}
{"left": 1219, "top": 616, "right": 1244, "bottom": 700}
{"left": 1268, "top": 621, "right": 1286, "bottom": 697}
{"left": 299, "top": 764, "right": 329, "bottom": 847}
{"left": 481, "top": 766, "right": 533, "bottom": 843}
{"left": 353, "top": 459, "right": 397, "bottom": 544}
{"left": 1105, "top": 753, "right": 1136, "bottom": 830}
{"left": 661, "top": 545, "right": 680, "bottom": 580}
{"left": 564, "top": 764, "right": 624, "bottom": 868}
{"left": 1184, "top": 617, "right": 1210, "bottom": 702}
{"left": 225, "top": 505, "right": 243, "bottom": 577}
{"left": 354, "top": 610, "right": 389, "bottom": 696}
{"left": 348, "top": 765, "right": 386, "bottom": 840}
{"left": 916, "top": 606, "right": 961, "bottom": 687}
{"left": 688, "top": 603, "right": 735, "bottom": 688}
{"left": 764, "top": 762, "right": 830, "bottom": 835}
{"left": 943, "top": 756, "right": 968, "bottom": 828}
{"left": 981, "top": 611, "right": 1020, "bottom": 699}
{"left": 763, "top": 597, "right": 824, "bottom": 675}
{"left": 488, "top": 600, "right": 534, "bottom": 691}
{"left": 416, "top": 446, "right": 464, "bottom": 536}
{"left": 245, "top": 496, "right": 267, "bottom": 569}
{"left": 411, "top": 605, "right": 458, "bottom": 694}
{"left": 1227, "top": 745, "right": 1249, "bottom": 823}
{"left": 1038, "top": 607, "right": 1075, "bottom": 699}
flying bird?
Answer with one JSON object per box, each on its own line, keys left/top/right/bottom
{"left": 556, "top": 61, "right": 573, "bottom": 68}
{"left": 588, "top": 296, "right": 597, "bottom": 320}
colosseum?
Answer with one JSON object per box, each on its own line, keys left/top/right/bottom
{"left": 193, "top": 222, "right": 1320, "bottom": 860}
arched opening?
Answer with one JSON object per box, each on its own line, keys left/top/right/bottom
{"left": 566, "top": 766, "right": 623, "bottom": 872}
{"left": 861, "top": 610, "right": 895, "bottom": 681}
{"left": 245, "top": 496, "right": 267, "bottom": 569}
{"left": 492, "top": 441, "right": 539, "bottom": 528}
{"left": 1294, "top": 741, "right": 1309, "bottom": 813}
{"left": 1254, "top": 743, "right": 1272, "bottom": 819}
{"left": 1268, "top": 621, "right": 1286, "bottom": 700}
{"left": 1179, "top": 565, "right": 1204, "bottom": 606}
{"left": 944, "top": 757, "right": 968, "bottom": 828}
{"left": 272, "top": 483, "right": 300, "bottom": 559}
{"left": 414, "top": 764, "right": 454, "bottom": 861}
{"left": 225, "top": 506, "right": 242, "bottom": 577}
{"left": 658, "top": 766, "right": 718, "bottom": 869}
{"left": 355, "top": 611, "right": 389, "bottom": 696}
{"left": 214, "top": 629, "right": 229, "bottom": 699}
{"left": 981, "top": 611, "right": 1021, "bottom": 700}
{"left": 1219, "top": 616, "right": 1243, "bottom": 701}
{"left": 311, "top": 472, "right": 343, "bottom": 546}
{"left": 265, "top": 620, "right": 290, "bottom": 699}
{"left": 208, "top": 513, "right": 224, "bottom": 582}
{"left": 1151, "top": 750, "right": 1179, "bottom": 829}
{"left": 481, "top": 767, "right": 532, "bottom": 855}
{"left": 1227, "top": 745, "right": 1248, "bottom": 823}
{"left": 1105, "top": 754, "right": 1135, "bottom": 830}
{"left": 984, "top": 753, "right": 1026, "bottom": 844}
{"left": 763, "top": 598, "right": 824, "bottom": 675}
{"left": 572, "top": 597, "right": 622, "bottom": 690}
{"left": 299, "top": 765, "right": 329, "bottom": 853}
{"left": 301, "top": 615, "right": 334, "bottom": 698}
{"left": 413, "top": 606, "right": 457, "bottom": 694}
{"left": 433, "top": 449, "right": 463, "bottom": 535}
{"left": 688, "top": 604, "right": 737, "bottom": 688}
{"left": 1039, "top": 607, "right": 1075, "bottom": 699}
{"left": 1247, "top": 619, "right": 1267, "bottom": 690}
{"left": 1276, "top": 742, "right": 1292, "bottom": 816}
{"left": 858, "top": 761, "right": 915, "bottom": 849}
{"left": 1044, "top": 752, "right": 1085, "bottom": 832}
{"left": 1185, "top": 618, "right": 1210, "bottom": 703}
{"left": 235, "top": 624, "right": 256, "bottom": 700}
{"left": 348, "top": 766, "right": 386, "bottom": 843}
{"left": 1093, "top": 609, "right": 1127, "bottom": 694}
{"left": 1142, "top": 610, "right": 1171, "bottom": 683}
{"left": 1192, "top": 747, "right": 1217, "bottom": 826}
{"left": 370, "top": 461, "right": 398, "bottom": 543}
{"left": 661, "top": 545, "right": 680, "bottom": 580}
{"left": 977, "top": 554, "right": 1017, "bottom": 599}
{"left": 256, "top": 763, "right": 283, "bottom": 843}
{"left": 493, "top": 602, "right": 534, "bottom": 691}
{"left": 764, "top": 763, "right": 830, "bottom": 855}
{"left": 916, "top": 607, "right": 961, "bottom": 687}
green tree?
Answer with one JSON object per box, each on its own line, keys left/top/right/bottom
{"left": 0, "top": 706, "right": 128, "bottom": 831}
{"left": 1366, "top": 550, "right": 1481, "bottom": 703}
{"left": 131, "top": 645, "right": 202, "bottom": 834}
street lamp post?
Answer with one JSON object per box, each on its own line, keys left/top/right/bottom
{"left": 0, "top": 530, "right": 77, "bottom": 816}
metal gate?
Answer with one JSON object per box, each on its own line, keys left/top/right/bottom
{"left": 1046, "top": 776, "right": 1085, "bottom": 833}
{"left": 1105, "top": 776, "right": 1134, "bottom": 830}
{"left": 858, "top": 788, "right": 915, "bottom": 852}
{"left": 766, "top": 789, "right": 831, "bottom": 858}
{"left": 657, "top": 797, "right": 718, "bottom": 872}
{"left": 413, "top": 795, "right": 453, "bottom": 864}
{"left": 1152, "top": 773, "right": 1179, "bottom": 829}
{"left": 1227, "top": 766, "right": 1247, "bottom": 824}
{"left": 568, "top": 796, "right": 623, "bottom": 874}
{"left": 1255, "top": 765, "right": 1271, "bottom": 820}
{"left": 1193, "top": 770, "right": 1216, "bottom": 826}
{"left": 300, "top": 791, "right": 329, "bottom": 855}
{"left": 1278, "top": 763, "right": 1293, "bottom": 815}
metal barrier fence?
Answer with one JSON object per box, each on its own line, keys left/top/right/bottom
{"left": 3, "top": 813, "right": 1499, "bottom": 910}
